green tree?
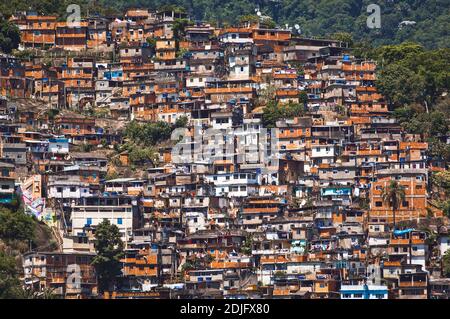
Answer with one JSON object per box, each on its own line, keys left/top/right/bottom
{"left": 20, "top": 286, "right": 58, "bottom": 299}
{"left": 146, "top": 37, "right": 157, "bottom": 52}
{"left": 0, "top": 18, "right": 20, "bottom": 54}
{"left": 128, "top": 145, "right": 159, "bottom": 166}
{"left": 124, "top": 120, "right": 175, "bottom": 147}
{"left": 180, "top": 261, "right": 194, "bottom": 274}
{"left": 172, "top": 18, "right": 192, "bottom": 52}
{"left": 298, "top": 91, "right": 308, "bottom": 106}
{"left": 432, "top": 171, "right": 450, "bottom": 197}
{"left": 262, "top": 100, "right": 283, "bottom": 128}
{"left": 330, "top": 32, "right": 354, "bottom": 47}
{"left": 3, "top": 1, "right": 450, "bottom": 49}
{"left": 174, "top": 115, "right": 189, "bottom": 128}
{"left": 91, "top": 219, "right": 124, "bottom": 294}
{"left": 172, "top": 18, "right": 192, "bottom": 41}
{"left": 437, "top": 200, "right": 450, "bottom": 218}
{"left": 240, "top": 234, "right": 253, "bottom": 255}
{"left": 377, "top": 63, "right": 426, "bottom": 107}
{"left": 0, "top": 252, "right": 23, "bottom": 299}
{"left": 381, "top": 180, "right": 406, "bottom": 228}
{"left": 79, "top": 142, "right": 94, "bottom": 152}
{"left": 443, "top": 250, "right": 450, "bottom": 277}
{"left": 0, "top": 207, "right": 35, "bottom": 243}
{"left": 375, "top": 43, "right": 450, "bottom": 108}
{"left": 238, "top": 14, "right": 260, "bottom": 26}
{"left": 262, "top": 100, "right": 305, "bottom": 128}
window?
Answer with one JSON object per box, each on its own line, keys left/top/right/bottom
{"left": 70, "top": 187, "right": 76, "bottom": 192}
{"left": 57, "top": 187, "right": 63, "bottom": 193}
{"left": 86, "top": 218, "right": 92, "bottom": 226}
{"left": 375, "top": 201, "right": 382, "bottom": 207}
{"left": 354, "top": 293, "right": 363, "bottom": 298}
{"left": 117, "top": 218, "right": 123, "bottom": 225}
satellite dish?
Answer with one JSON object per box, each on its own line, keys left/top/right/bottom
{"left": 256, "top": 10, "right": 262, "bottom": 16}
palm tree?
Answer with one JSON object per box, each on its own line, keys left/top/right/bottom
{"left": 381, "top": 180, "right": 406, "bottom": 229}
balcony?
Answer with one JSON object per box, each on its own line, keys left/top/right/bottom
{"left": 411, "top": 238, "right": 425, "bottom": 245}
{"left": 390, "top": 238, "right": 409, "bottom": 245}
{"left": 243, "top": 207, "right": 279, "bottom": 213}
{"left": 399, "top": 281, "right": 427, "bottom": 288}
{"left": 383, "top": 261, "right": 401, "bottom": 267}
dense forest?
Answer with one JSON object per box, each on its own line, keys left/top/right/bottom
{"left": 0, "top": 0, "right": 449, "bottom": 48}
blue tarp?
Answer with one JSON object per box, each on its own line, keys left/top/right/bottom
{"left": 393, "top": 228, "right": 414, "bottom": 235}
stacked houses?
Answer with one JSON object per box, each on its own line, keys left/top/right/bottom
{"left": 0, "top": 8, "right": 448, "bottom": 299}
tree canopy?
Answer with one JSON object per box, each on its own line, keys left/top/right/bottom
{"left": 374, "top": 43, "right": 450, "bottom": 108}
{"left": 0, "top": 252, "right": 23, "bottom": 299}
{"left": 381, "top": 180, "right": 406, "bottom": 227}
{"left": 91, "top": 219, "right": 124, "bottom": 293}
{"left": 0, "top": 207, "right": 35, "bottom": 243}
{"left": 443, "top": 249, "right": 450, "bottom": 277}
{"left": 0, "top": 18, "right": 20, "bottom": 54}
{"left": 124, "top": 120, "right": 174, "bottom": 147}
{"left": 262, "top": 100, "right": 305, "bottom": 128}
